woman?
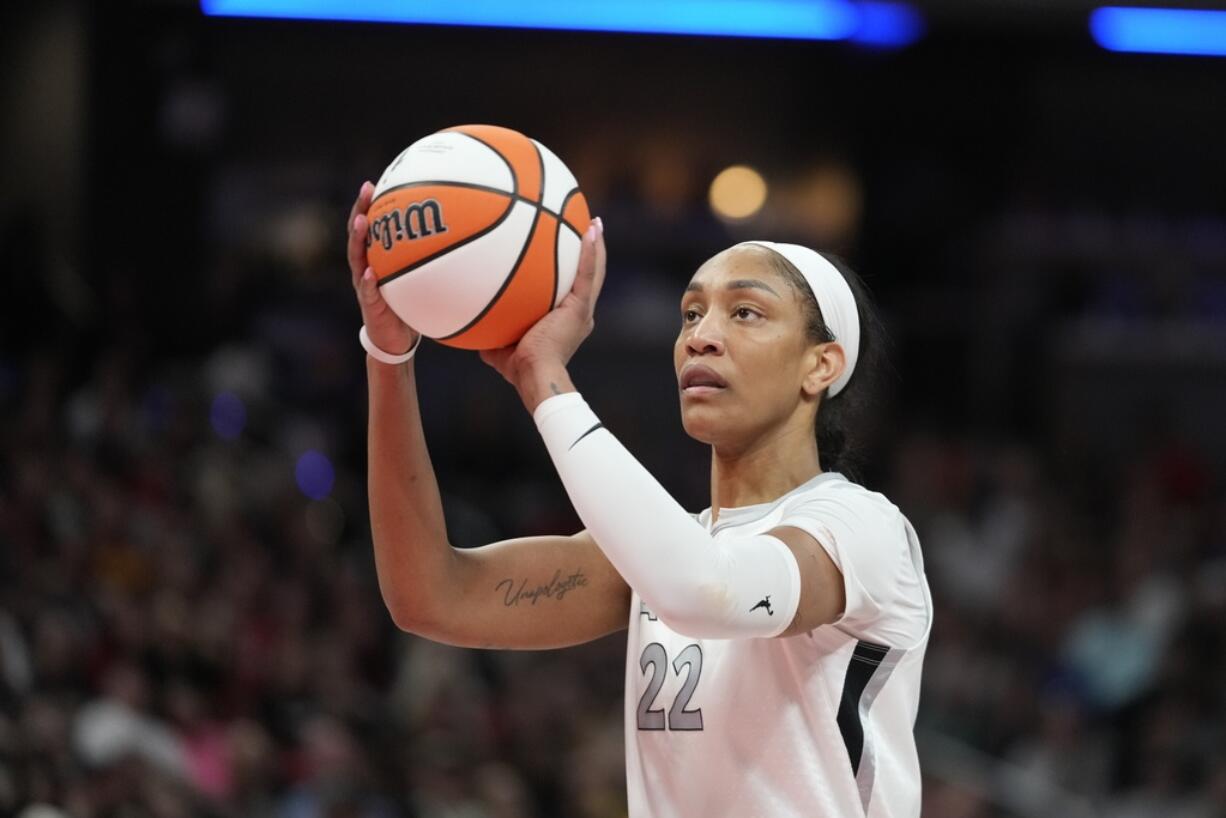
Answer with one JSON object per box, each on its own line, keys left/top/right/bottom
{"left": 346, "top": 180, "right": 932, "bottom": 817}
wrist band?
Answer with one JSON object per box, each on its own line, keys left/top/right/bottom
{"left": 359, "top": 325, "right": 422, "bottom": 365}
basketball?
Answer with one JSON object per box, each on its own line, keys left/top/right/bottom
{"left": 365, "top": 124, "right": 591, "bottom": 350}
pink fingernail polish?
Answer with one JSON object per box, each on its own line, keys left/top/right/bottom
{"left": 594, "top": 216, "right": 604, "bottom": 234}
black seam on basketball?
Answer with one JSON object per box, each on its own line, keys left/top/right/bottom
{"left": 558, "top": 187, "right": 583, "bottom": 237}
{"left": 550, "top": 206, "right": 562, "bottom": 309}
{"left": 533, "top": 140, "right": 559, "bottom": 311}
{"left": 375, "top": 196, "right": 517, "bottom": 289}
{"left": 437, "top": 201, "right": 543, "bottom": 341}
{"left": 374, "top": 179, "right": 512, "bottom": 199}
{"left": 532, "top": 138, "right": 545, "bottom": 206}
{"left": 372, "top": 180, "right": 572, "bottom": 222}
{"left": 447, "top": 129, "right": 518, "bottom": 197}
{"left": 559, "top": 186, "right": 581, "bottom": 215}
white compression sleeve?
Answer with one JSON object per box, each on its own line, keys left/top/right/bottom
{"left": 534, "top": 392, "right": 802, "bottom": 639}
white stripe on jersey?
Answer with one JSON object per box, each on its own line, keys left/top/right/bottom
{"left": 623, "top": 472, "right": 932, "bottom": 818}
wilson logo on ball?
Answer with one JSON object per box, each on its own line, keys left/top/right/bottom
{"left": 367, "top": 199, "right": 448, "bottom": 251}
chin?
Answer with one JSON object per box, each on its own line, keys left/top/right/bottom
{"left": 679, "top": 402, "right": 730, "bottom": 446}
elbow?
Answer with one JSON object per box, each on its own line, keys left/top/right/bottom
{"left": 374, "top": 544, "right": 458, "bottom": 635}
{"left": 653, "top": 612, "right": 707, "bottom": 640}
{"left": 380, "top": 588, "right": 438, "bottom": 635}
{"left": 648, "top": 580, "right": 733, "bottom": 640}
{"left": 383, "top": 596, "right": 421, "bottom": 634}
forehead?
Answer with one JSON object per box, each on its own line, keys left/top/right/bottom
{"left": 686, "top": 246, "right": 788, "bottom": 290}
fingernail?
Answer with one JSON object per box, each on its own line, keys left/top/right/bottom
{"left": 585, "top": 223, "right": 597, "bottom": 242}
{"left": 594, "top": 216, "right": 604, "bottom": 234}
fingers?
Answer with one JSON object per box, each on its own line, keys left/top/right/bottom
{"left": 358, "top": 267, "right": 382, "bottom": 309}
{"left": 348, "top": 213, "right": 369, "bottom": 285}
{"left": 347, "top": 180, "right": 373, "bottom": 232}
{"left": 478, "top": 346, "right": 515, "bottom": 380}
{"left": 569, "top": 217, "right": 606, "bottom": 315}
{"left": 587, "top": 217, "right": 607, "bottom": 316}
{"left": 346, "top": 182, "right": 374, "bottom": 284}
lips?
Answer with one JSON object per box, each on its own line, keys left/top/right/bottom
{"left": 679, "top": 364, "right": 728, "bottom": 391}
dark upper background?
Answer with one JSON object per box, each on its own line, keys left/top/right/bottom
{"left": 1, "top": 2, "right": 1224, "bottom": 817}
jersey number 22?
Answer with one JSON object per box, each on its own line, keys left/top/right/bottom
{"left": 636, "top": 642, "right": 704, "bottom": 731}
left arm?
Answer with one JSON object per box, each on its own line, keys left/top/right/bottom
{"left": 481, "top": 218, "right": 844, "bottom": 639}
{"left": 767, "top": 526, "right": 846, "bottom": 637}
{"left": 531, "top": 389, "right": 842, "bottom": 639}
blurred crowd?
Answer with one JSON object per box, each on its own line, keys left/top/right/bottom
{"left": 0, "top": 337, "right": 627, "bottom": 818}
{"left": 2, "top": 247, "right": 1223, "bottom": 818}
{"left": 3, "top": 10, "right": 1226, "bottom": 813}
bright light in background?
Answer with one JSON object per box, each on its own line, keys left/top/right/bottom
{"left": 1091, "top": 6, "right": 1226, "bottom": 57}
{"left": 295, "top": 450, "right": 335, "bottom": 500}
{"left": 201, "top": 0, "right": 923, "bottom": 47}
{"left": 850, "top": 1, "right": 923, "bottom": 46}
{"left": 709, "top": 165, "right": 768, "bottom": 221}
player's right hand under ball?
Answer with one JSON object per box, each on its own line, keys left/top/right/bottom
{"left": 347, "top": 180, "right": 419, "bottom": 357}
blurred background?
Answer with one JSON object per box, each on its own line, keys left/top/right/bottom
{"left": 3, "top": 0, "right": 1226, "bottom": 816}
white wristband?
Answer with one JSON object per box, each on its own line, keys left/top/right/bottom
{"left": 359, "top": 325, "right": 422, "bottom": 365}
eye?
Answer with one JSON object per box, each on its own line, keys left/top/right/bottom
{"left": 682, "top": 308, "right": 702, "bottom": 323}
{"left": 734, "top": 306, "right": 762, "bottom": 321}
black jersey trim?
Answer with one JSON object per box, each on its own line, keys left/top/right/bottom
{"left": 836, "top": 640, "right": 889, "bottom": 776}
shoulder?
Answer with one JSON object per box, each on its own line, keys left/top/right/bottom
{"left": 778, "top": 474, "right": 905, "bottom": 537}
{"left": 776, "top": 474, "right": 930, "bottom": 647}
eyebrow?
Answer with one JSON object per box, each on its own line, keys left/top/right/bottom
{"left": 684, "top": 279, "right": 781, "bottom": 297}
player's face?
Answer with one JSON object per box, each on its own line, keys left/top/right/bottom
{"left": 674, "top": 247, "right": 823, "bottom": 449}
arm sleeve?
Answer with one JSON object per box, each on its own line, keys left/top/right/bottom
{"left": 534, "top": 392, "right": 801, "bottom": 639}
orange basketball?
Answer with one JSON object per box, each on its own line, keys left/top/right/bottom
{"left": 366, "top": 124, "right": 591, "bottom": 350}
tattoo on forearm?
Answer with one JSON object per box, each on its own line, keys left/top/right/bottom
{"left": 550, "top": 382, "right": 562, "bottom": 396}
{"left": 496, "top": 568, "right": 589, "bottom": 607}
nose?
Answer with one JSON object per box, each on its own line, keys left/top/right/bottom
{"left": 685, "top": 313, "right": 725, "bottom": 356}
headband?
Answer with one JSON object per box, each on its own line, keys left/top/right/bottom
{"left": 736, "top": 241, "right": 861, "bottom": 397}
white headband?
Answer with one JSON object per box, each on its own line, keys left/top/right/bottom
{"left": 736, "top": 241, "right": 861, "bottom": 397}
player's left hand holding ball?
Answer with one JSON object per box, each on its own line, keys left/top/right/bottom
{"left": 479, "top": 217, "right": 606, "bottom": 407}
{"left": 348, "top": 181, "right": 419, "bottom": 357}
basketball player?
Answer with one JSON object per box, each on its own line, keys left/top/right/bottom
{"left": 347, "top": 180, "right": 932, "bottom": 817}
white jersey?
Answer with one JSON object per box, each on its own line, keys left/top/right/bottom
{"left": 623, "top": 471, "right": 932, "bottom": 818}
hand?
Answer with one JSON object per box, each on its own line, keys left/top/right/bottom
{"left": 480, "top": 218, "right": 606, "bottom": 401}
{"left": 347, "top": 181, "right": 418, "bottom": 357}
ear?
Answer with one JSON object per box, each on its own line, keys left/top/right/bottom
{"left": 802, "top": 342, "right": 846, "bottom": 397}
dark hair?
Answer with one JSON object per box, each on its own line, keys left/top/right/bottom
{"left": 761, "top": 250, "right": 888, "bottom": 477}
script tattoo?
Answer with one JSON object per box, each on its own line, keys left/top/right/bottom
{"left": 496, "top": 569, "right": 589, "bottom": 607}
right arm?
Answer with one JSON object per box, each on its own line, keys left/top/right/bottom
{"left": 349, "top": 182, "right": 630, "bottom": 650}
{"left": 366, "top": 356, "right": 630, "bottom": 649}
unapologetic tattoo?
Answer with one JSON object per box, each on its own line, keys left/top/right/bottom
{"left": 496, "top": 569, "right": 589, "bottom": 607}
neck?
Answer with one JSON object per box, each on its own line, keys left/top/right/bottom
{"left": 709, "top": 419, "right": 822, "bottom": 522}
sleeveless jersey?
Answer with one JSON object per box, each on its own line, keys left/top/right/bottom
{"left": 623, "top": 471, "right": 932, "bottom": 818}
